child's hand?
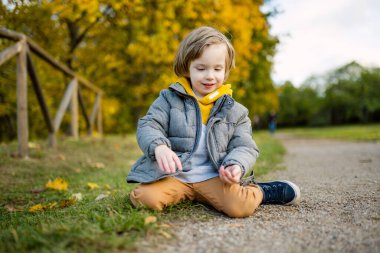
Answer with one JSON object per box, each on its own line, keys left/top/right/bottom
{"left": 219, "top": 165, "right": 241, "bottom": 184}
{"left": 154, "top": 145, "right": 183, "bottom": 174}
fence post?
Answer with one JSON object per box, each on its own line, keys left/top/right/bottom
{"left": 97, "top": 94, "right": 103, "bottom": 136}
{"left": 16, "top": 39, "right": 28, "bottom": 158}
{"left": 70, "top": 78, "right": 78, "bottom": 139}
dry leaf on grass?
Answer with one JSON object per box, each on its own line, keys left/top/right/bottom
{"left": 5, "top": 205, "right": 23, "bottom": 212}
{"left": 226, "top": 223, "right": 245, "bottom": 228}
{"left": 58, "top": 198, "right": 76, "bottom": 208}
{"left": 71, "top": 193, "right": 83, "bottom": 201}
{"left": 28, "top": 202, "right": 57, "bottom": 213}
{"left": 31, "top": 188, "right": 46, "bottom": 193}
{"left": 28, "top": 197, "right": 77, "bottom": 213}
{"left": 92, "top": 162, "right": 105, "bottom": 169}
{"left": 28, "top": 142, "right": 40, "bottom": 149}
{"left": 144, "top": 216, "right": 157, "bottom": 225}
{"left": 159, "top": 230, "right": 172, "bottom": 239}
{"left": 95, "top": 193, "right": 109, "bottom": 201}
{"left": 46, "top": 177, "right": 68, "bottom": 191}
{"left": 158, "top": 223, "right": 172, "bottom": 228}
{"left": 58, "top": 154, "right": 66, "bottom": 160}
{"left": 87, "top": 182, "right": 99, "bottom": 189}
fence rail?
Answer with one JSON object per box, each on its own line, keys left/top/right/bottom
{"left": 0, "top": 27, "right": 103, "bottom": 158}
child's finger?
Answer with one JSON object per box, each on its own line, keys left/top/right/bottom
{"left": 224, "top": 168, "right": 233, "bottom": 179}
{"left": 219, "top": 172, "right": 230, "bottom": 184}
{"left": 168, "top": 158, "right": 176, "bottom": 173}
{"left": 157, "top": 158, "right": 165, "bottom": 173}
{"left": 225, "top": 166, "right": 240, "bottom": 184}
{"left": 231, "top": 174, "right": 240, "bottom": 183}
{"left": 219, "top": 169, "right": 234, "bottom": 184}
{"left": 219, "top": 167, "right": 229, "bottom": 180}
{"left": 222, "top": 174, "right": 234, "bottom": 184}
{"left": 173, "top": 155, "right": 182, "bottom": 171}
{"left": 229, "top": 167, "right": 237, "bottom": 177}
{"left": 161, "top": 157, "right": 170, "bottom": 173}
{"left": 219, "top": 167, "right": 227, "bottom": 182}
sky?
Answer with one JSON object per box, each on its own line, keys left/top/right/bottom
{"left": 263, "top": 0, "right": 380, "bottom": 87}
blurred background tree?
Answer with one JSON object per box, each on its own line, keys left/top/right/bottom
{"left": 1, "top": 1, "right": 379, "bottom": 142}
{"left": 276, "top": 61, "right": 380, "bottom": 127}
{"left": 0, "top": 0, "right": 278, "bottom": 141}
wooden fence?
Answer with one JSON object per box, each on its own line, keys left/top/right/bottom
{"left": 0, "top": 27, "right": 103, "bottom": 158}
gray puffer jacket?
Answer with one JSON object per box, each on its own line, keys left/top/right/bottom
{"left": 126, "top": 83, "right": 259, "bottom": 183}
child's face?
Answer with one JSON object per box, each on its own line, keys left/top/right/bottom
{"left": 189, "top": 43, "right": 227, "bottom": 98}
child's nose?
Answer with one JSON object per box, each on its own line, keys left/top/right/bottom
{"left": 205, "top": 70, "right": 214, "bottom": 80}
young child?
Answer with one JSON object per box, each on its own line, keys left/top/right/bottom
{"left": 126, "top": 26, "right": 300, "bottom": 218}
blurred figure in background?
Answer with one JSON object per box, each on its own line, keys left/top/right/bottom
{"left": 268, "top": 110, "right": 277, "bottom": 135}
{"left": 253, "top": 115, "right": 261, "bottom": 130}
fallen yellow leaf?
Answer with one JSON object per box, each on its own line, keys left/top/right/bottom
{"left": 59, "top": 198, "right": 76, "bottom": 208}
{"left": 144, "top": 216, "right": 157, "bottom": 225}
{"left": 95, "top": 193, "right": 109, "bottom": 201}
{"left": 92, "top": 162, "right": 105, "bottom": 169}
{"left": 47, "top": 202, "right": 58, "bottom": 209}
{"left": 226, "top": 223, "right": 245, "bottom": 228}
{"left": 5, "top": 205, "right": 23, "bottom": 212}
{"left": 87, "top": 182, "right": 99, "bottom": 189}
{"left": 46, "top": 177, "right": 68, "bottom": 191}
{"left": 103, "top": 184, "right": 111, "bottom": 190}
{"left": 158, "top": 223, "right": 172, "bottom": 228}
{"left": 159, "top": 230, "right": 172, "bottom": 239}
{"left": 28, "top": 142, "right": 40, "bottom": 149}
{"left": 71, "top": 193, "right": 83, "bottom": 201}
{"left": 28, "top": 202, "right": 57, "bottom": 213}
{"left": 28, "top": 204, "right": 44, "bottom": 212}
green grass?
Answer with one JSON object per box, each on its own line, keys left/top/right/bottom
{"left": 0, "top": 133, "right": 284, "bottom": 252}
{"left": 251, "top": 131, "right": 286, "bottom": 176}
{"left": 279, "top": 124, "right": 380, "bottom": 141}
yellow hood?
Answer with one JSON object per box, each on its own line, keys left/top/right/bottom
{"left": 177, "top": 77, "right": 233, "bottom": 124}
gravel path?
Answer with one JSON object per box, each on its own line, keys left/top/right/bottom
{"left": 138, "top": 135, "right": 380, "bottom": 253}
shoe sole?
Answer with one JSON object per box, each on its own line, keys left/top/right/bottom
{"left": 278, "top": 180, "right": 301, "bottom": 205}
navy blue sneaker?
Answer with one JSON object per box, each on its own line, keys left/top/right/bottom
{"left": 257, "top": 181, "right": 300, "bottom": 205}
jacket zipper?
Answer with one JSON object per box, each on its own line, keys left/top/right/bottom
{"left": 170, "top": 89, "right": 202, "bottom": 164}
{"left": 187, "top": 96, "right": 202, "bottom": 162}
{"left": 206, "top": 96, "right": 227, "bottom": 168}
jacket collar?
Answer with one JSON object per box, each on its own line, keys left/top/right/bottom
{"left": 169, "top": 82, "right": 234, "bottom": 104}
{"left": 169, "top": 82, "right": 187, "bottom": 96}
{"left": 169, "top": 82, "right": 235, "bottom": 117}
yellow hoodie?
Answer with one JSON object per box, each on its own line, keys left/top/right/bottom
{"left": 178, "top": 78, "right": 233, "bottom": 124}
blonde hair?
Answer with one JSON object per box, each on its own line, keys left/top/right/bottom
{"left": 173, "top": 26, "right": 235, "bottom": 81}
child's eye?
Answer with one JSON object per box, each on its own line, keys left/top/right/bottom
{"left": 196, "top": 68, "right": 205, "bottom": 71}
{"left": 215, "top": 68, "right": 222, "bottom": 71}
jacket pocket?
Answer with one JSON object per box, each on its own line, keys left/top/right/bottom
{"left": 212, "top": 121, "right": 235, "bottom": 152}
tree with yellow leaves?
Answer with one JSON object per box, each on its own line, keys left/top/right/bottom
{"left": 0, "top": 0, "right": 278, "bottom": 138}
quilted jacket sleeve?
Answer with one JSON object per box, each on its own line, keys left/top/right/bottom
{"left": 222, "top": 109, "right": 259, "bottom": 178}
{"left": 136, "top": 90, "right": 172, "bottom": 160}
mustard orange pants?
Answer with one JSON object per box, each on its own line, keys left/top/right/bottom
{"left": 130, "top": 176, "right": 263, "bottom": 218}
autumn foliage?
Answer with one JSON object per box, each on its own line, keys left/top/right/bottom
{"left": 0, "top": 0, "right": 278, "bottom": 139}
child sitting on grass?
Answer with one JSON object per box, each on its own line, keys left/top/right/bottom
{"left": 126, "top": 26, "right": 300, "bottom": 218}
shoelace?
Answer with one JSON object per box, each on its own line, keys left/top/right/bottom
{"left": 240, "top": 175, "right": 256, "bottom": 186}
{"left": 262, "top": 184, "right": 282, "bottom": 202}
